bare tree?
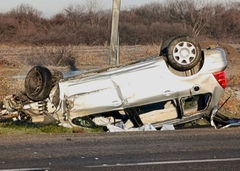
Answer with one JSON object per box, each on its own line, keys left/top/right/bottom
{"left": 6, "top": 4, "right": 51, "bottom": 44}
{"left": 166, "top": 0, "right": 216, "bottom": 36}
{"left": 83, "top": 0, "right": 106, "bottom": 26}
{"left": 1, "top": 0, "right": 240, "bottom": 45}
{"left": 64, "top": 3, "right": 84, "bottom": 22}
{"left": 133, "top": 2, "right": 165, "bottom": 26}
{"left": 84, "top": 0, "right": 105, "bottom": 13}
{"left": 9, "top": 3, "right": 42, "bottom": 22}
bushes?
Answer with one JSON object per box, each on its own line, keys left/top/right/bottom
{"left": 0, "top": 1, "right": 240, "bottom": 45}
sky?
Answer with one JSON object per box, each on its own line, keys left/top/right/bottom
{"left": 0, "top": 0, "right": 162, "bottom": 18}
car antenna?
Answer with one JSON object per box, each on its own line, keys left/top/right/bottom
{"left": 217, "top": 95, "right": 231, "bottom": 112}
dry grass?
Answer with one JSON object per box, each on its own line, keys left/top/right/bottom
{"left": 0, "top": 73, "right": 25, "bottom": 100}
{"left": 0, "top": 44, "right": 160, "bottom": 68}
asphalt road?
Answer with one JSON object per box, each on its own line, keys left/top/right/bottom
{"left": 0, "top": 127, "right": 240, "bottom": 171}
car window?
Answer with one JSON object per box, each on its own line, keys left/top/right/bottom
{"left": 182, "top": 94, "right": 211, "bottom": 115}
{"left": 135, "top": 100, "right": 178, "bottom": 125}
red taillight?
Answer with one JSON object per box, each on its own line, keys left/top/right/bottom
{"left": 213, "top": 71, "right": 228, "bottom": 89}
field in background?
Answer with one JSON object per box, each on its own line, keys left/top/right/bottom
{"left": 0, "top": 44, "right": 160, "bottom": 98}
{"left": 0, "top": 44, "right": 160, "bottom": 69}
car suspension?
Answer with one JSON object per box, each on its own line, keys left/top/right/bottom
{"left": 38, "top": 100, "right": 48, "bottom": 114}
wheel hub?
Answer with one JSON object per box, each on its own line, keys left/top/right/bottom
{"left": 180, "top": 48, "right": 190, "bottom": 58}
{"left": 173, "top": 42, "right": 196, "bottom": 65}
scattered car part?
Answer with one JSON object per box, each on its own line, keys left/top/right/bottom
{"left": 50, "top": 69, "right": 64, "bottom": 85}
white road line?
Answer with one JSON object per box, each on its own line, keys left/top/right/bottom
{"left": 86, "top": 158, "right": 240, "bottom": 168}
{"left": 0, "top": 168, "right": 50, "bottom": 171}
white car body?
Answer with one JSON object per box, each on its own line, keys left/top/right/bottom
{"left": 0, "top": 37, "right": 229, "bottom": 130}
{"left": 51, "top": 48, "right": 227, "bottom": 128}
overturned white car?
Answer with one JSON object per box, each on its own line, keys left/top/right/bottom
{"left": 1, "top": 36, "right": 229, "bottom": 130}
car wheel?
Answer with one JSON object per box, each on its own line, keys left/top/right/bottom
{"left": 160, "top": 37, "right": 176, "bottom": 56}
{"left": 162, "top": 36, "right": 202, "bottom": 71}
{"left": 25, "top": 66, "right": 52, "bottom": 101}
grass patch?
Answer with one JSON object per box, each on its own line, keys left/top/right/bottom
{"left": 0, "top": 120, "right": 105, "bottom": 135}
{"left": 0, "top": 121, "right": 73, "bottom": 134}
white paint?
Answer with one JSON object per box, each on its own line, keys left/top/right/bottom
{"left": 0, "top": 168, "right": 50, "bottom": 171}
{"left": 86, "top": 158, "right": 240, "bottom": 168}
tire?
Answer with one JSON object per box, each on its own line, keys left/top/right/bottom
{"left": 160, "top": 37, "right": 176, "bottom": 56}
{"left": 162, "top": 36, "right": 202, "bottom": 71}
{"left": 25, "top": 66, "right": 52, "bottom": 101}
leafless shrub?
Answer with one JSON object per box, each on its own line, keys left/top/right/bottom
{"left": 0, "top": 76, "right": 24, "bottom": 101}
{"left": 0, "top": 1, "right": 240, "bottom": 45}
{"left": 26, "top": 46, "right": 76, "bottom": 67}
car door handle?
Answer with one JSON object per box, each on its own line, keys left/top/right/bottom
{"left": 163, "top": 90, "right": 174, "bottom": 96}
